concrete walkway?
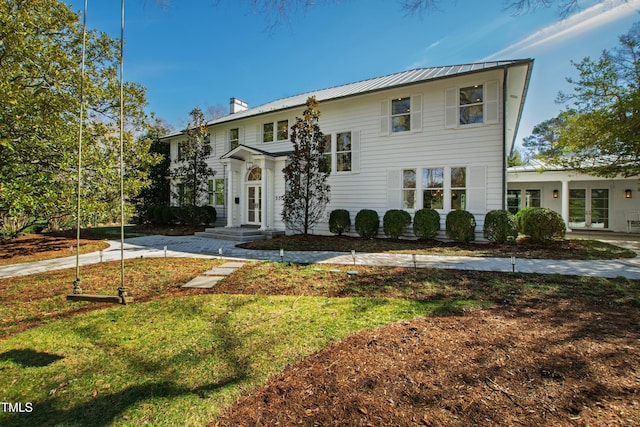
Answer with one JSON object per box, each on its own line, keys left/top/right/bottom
{"left": 1, "top": 234, "right": 639, "bottom": 280}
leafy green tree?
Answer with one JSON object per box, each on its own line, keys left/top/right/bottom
{"left": 0, "top": 0, "right": 157, "bottom": 235}
{"left": 171, "top": 108, "right": 215, "bottom": 209}
{"left": 508, "top": 148, "right": 525, "bottom": 167}
{"left": 530, "top": 21, "right": 640, "bottom": 177}
{"left": 132, "top": 117, "right": 173, "bottom": 223}
{"left": 281, "top": 96, "right": 330, "bottom": 234}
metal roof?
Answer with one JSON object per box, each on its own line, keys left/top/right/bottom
{"left": 207, "top": 59, "right": 533, "bottom": 126}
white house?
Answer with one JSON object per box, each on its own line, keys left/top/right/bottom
{"left": 507, "top": 160, "right": 640, "bottom": 233}
{"left": 164, "top": 60, "right": 534, "bottom": 239}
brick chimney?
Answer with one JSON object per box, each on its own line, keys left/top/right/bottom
{"left": 230, "top": 97, "right": 248, "bottom": 114}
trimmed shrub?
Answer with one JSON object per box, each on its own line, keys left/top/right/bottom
{"left": 483, "top": 209, "right": 518, "bottom": 243}
{"left": 520, "top": 207, "right": 566, "bottom": 242}
{"left": 514, "top": 207, "right": 535, "bottom": 234}
{"left": 355, "top": 209, "right": 379, "bottom": 239}
{"left": 413, "top": 208, "right": 440, "bottom": 240}
{"left": 329, "top": 209, "right": 351, "bottom": 236}
{"left": 445, "top": 210, "right": 476, "bottom": 243}
{"left": 202, "top": 206, "right": 217, "bottom": 225}
{"left": 383, "top": 209, "right": 411, "bottom": 239}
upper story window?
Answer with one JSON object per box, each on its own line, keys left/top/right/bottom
{"left": 277, "top": 120, "right": 289, "bottom": 141}
{"left": 459, "top": 85, "right": 484, "bottom": 124}
{"left": 263, "top": 123, "right": 274, "bottom": 143}
{"left": 262, "top": 120, "right": 289, "bottom": 142}
{"left": 229, "top": 128, "right": 239, "bottom": 150}
{"left": 445, "top": 81, "right": 499, "bottom": 128}
{"left": 391, "top": 97, "right": 411, "bottom": 132}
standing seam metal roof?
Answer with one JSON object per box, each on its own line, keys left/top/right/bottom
{"left": 206, "top": 59, "right": 533, "bottom": 126}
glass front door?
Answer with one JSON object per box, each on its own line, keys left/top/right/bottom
{"left": 569, "top": 188, "right": 609, "bottom": 229}
{"left": 247, "top": 185, "right": 262, "bottom": 224}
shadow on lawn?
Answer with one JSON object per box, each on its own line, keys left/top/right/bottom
{"left": 0, "top": 349, "right": 64, "bottom": 368}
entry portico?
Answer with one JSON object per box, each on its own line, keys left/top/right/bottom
{"left": 219, "top": 145, "right": 289, "bottom": 230}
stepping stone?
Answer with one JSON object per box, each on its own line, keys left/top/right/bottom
{"left": 182, "top": 276, "right": 225, "bottom": 289}
{"left": 203, "top": 267, "right": 238, "bottom": 276}
{"left": 219, "top": 261, "right": 245, "bottom": 268}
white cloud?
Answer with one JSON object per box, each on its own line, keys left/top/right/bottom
{"left": 481, "top": 0, "right": 640, "bottom": 60}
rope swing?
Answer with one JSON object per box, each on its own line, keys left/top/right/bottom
{"left": 67, "top": 0, "right": 132, "bottom": 305}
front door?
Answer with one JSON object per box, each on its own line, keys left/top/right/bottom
{"left": 569, "top": 188, "right": 609, "bottom": 229}
{"left": 247, "top": 185, "right": 262, "bottom": 225}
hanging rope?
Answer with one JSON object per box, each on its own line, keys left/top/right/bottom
{"left": 72, "top": 0, "right": 88, "bottom": 295}
{"left": 118, "top": 0, "right": 128, "bottom": 300}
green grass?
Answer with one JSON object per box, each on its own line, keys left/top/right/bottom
{"left": 0, "top": 294, "right": 435, "bottom": 426}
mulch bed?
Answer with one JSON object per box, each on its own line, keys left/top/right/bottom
{"left": 213, "top": 300, "right": 640, "bottom": 426}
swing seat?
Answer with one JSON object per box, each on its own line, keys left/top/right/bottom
{"left": 66, "top": 294, "right": 133, "bottom": 304}
{"left": 66, "top": 287, "right": 133, "bottom": 305}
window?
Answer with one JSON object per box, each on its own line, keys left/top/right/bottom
{"left": 321, "top": 134, "right": 332, "bottom": 173}
{"left": 403, "top": 169, "right": 416, "bottom": 209}
{"left": 263, "top": 123, "right": 274, "bottom": 143}
{"left": 391, "top": 97, "right": 411, "bottom": 132}
{"left": 450, "top": 167, "right": 466, "bottom": 210}
{"left": 459, "top": 85, "right": 483, "bottom": 124}
{"left": 525, "top": 189, "right": 541, "bottom": 208}
{"left": 229, "top": 128, "right": 239, "bottom": 150}
{"left": 277, "top": 120, "right": 289, "bottom": 140}
{"left": 208, "top": 180, "right": 214, "bottom": 205}
{"left": 507, "top": 189, "right": 521, "bottom": 214}
{"left": 423, "top": 168, "right": 444, "bottom": 209}
{"left": 336, "top": 131, "right": 352, "bottom": 172}
{"left": 247, "top": 167, "right": 262, "bottom": 181}
{"left": 177, "top": 141, "right": 186, "bottom": 161}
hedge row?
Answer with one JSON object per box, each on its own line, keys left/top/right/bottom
{"left": 328, "top": 207, "right": 566, "bottom": 243}
{"left": 145, "top": 205, "right": 217, "bottom": 226}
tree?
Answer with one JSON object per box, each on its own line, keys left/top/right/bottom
{"left": 508, "top": 148, "right": 526, "bottom": 167}
{"left": 531, "top": 21, "right": 640, "bottom": 177}
{"left": 0, "top": 0, "right": 158, "bottom": 236}
{"left": 281, "top": 96, "right": 330, "bottom": 234}
{"left": 171, "top": 108, "right": 215, "bottom": 209}
{"left": 132, "top": 117, "right": 173, "bottom": 223}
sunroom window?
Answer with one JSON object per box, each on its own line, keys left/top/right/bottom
{"left": 450, "top": 167, "right": 466, "bottom": 210}
{"left": 403, "top": 169, "right": 416, "bottom": 209}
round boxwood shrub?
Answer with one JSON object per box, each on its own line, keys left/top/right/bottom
{"left": 445, "top": 210, "right": 476, "bottom": 243}
{"left": 355, "top": 209, "right": 379, "bottom": 239}
{"left": 383, "top": 209, "right": 411, "bottom": 239}
{"left": 483, "top": 209, "right": 518, "bottom": 243}
{"left": 329, "top": 209, "right": 351, "bottom": 236}
{"left": 514, "top": 207, "right": 535, "bottom": 234}
{"left": 520, "top": 207, "right": 566, "bottom": 242}
{"left": 413, "top": 208, "right": 440, "bottom": 240}
{"left": 202, "top": 205, "right": 217, "bottom": 225}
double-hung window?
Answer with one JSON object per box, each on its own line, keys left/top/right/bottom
{"left": 336, "top": 131, "right": 352, "bottom": 172}
{"left": 229, "top": 128, "right": 239, "bottom": 150}
{"left": 321, "top": 134, "right": 332, "bottom": 173}
{"left": 459, "top": 85, "right": 484, "bottom": 124}
{"left": 263, "top": 123, "right": 274, "bottom": 143}
{"left": 450, "top": 167, "right": 466, "bottom": 210}
{"left": 403, "top": 169, "right": 416, "bottom": 209}
{"left": 391, "top": 97, "right": 411, "bottom": 132}
{"left": 423, "top": 168, "right": 444, "bottom": 209}
{"left": 277, "top": 120, "right": 289, "bottom": 140}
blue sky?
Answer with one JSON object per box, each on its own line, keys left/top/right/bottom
{"left": 66, "top": 0, "right": 640, "bottom": 147}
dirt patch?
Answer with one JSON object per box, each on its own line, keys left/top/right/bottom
{"left": 213, "top": 301, "right": 640, "bottom": 426}
{"left": 0, "top": 233, "right": 108, "bottom": 265}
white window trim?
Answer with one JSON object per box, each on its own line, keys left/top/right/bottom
{"left": 445, "top": 80, "right": 499, "bottom": 129}
{"left": 380, "top": 94, "right": 423, "bottom": 136}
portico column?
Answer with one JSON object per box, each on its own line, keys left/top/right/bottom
{"left": 561, "top": 179, "right": 570, "bottom": 230}
{"left": 260, "top": 164, "right": 268, "bottom": 230}
{"left": 226, "top": 165, "right": 234, "bottom": 228}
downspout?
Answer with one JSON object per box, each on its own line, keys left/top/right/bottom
{"left": 501, "top": 65, "right": 509, "bottom": 210}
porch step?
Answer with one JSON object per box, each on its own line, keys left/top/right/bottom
{"left": 195, "top": 227, "right": 268, "bottom": 242}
